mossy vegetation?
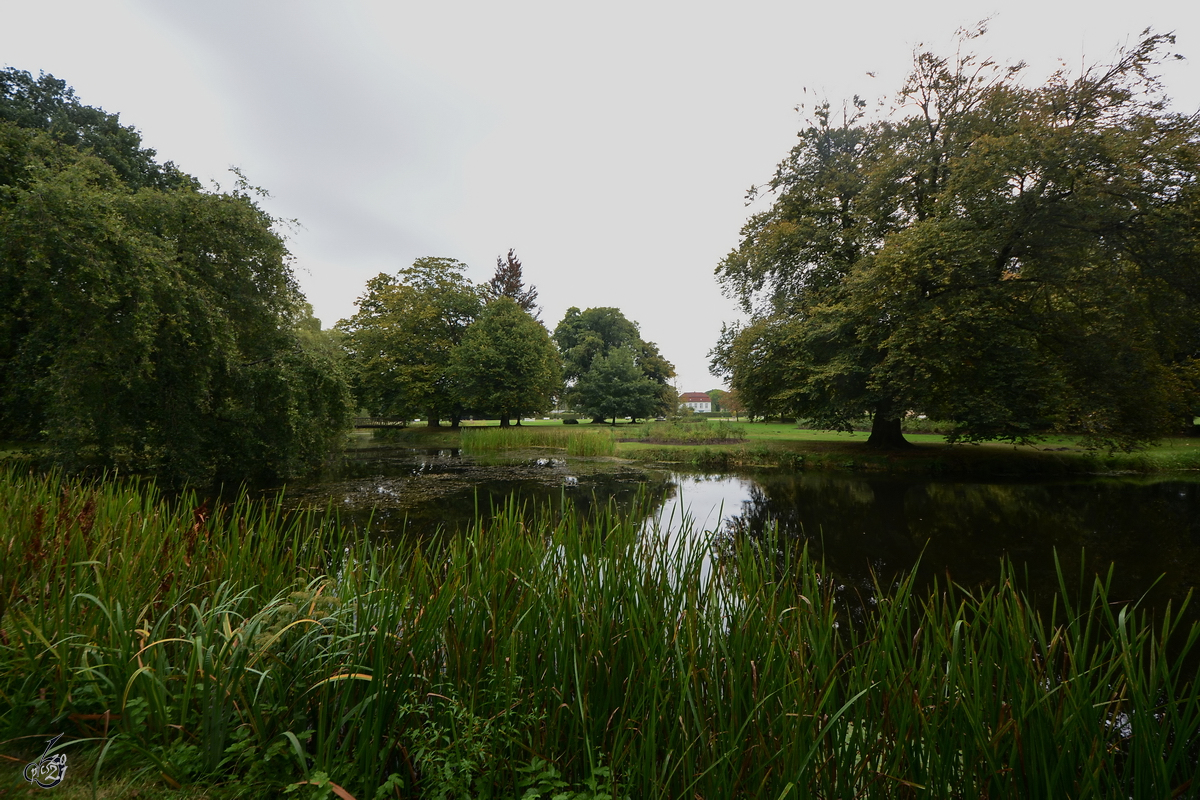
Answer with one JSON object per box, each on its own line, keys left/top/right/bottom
{"left": 2, "top": 470, "right": 1199, "bottom": 798}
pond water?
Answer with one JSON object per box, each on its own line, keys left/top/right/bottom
{"left": 283, "top": 439, "right": 1200, "bottom": 621}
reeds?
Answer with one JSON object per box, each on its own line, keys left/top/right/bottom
{"left": 634, "top": 420, "right": 747, "bottom": 444}
{"left": 460, "top": 426, "right": 616, "bottom": 456}
{"left": 2, "top": 469, "right": 1199, "bottom": 798}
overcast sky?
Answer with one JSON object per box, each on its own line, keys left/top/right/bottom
{"left": 3, "top": 1, "right": 1198, "bottom": 392}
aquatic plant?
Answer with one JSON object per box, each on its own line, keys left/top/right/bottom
{"left": 460, "top": 426, "right": 616, "bottom": 456}
{"left": 633, "top": 420, "right": 746, "bottom": 444}
{"left": 1, "top": 469, "right": 1198, "bottom": 798}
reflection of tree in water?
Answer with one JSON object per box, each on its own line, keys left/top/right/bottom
{"left": 365, "top": 470, "right": 675, "bottom": 540}
{"left": 284, "top": 447, "right": 676, "bottom": 540}
{"left": 722, "top": 474, "right": 1200, "bottom": 629}
{"left": 722, "top": 477, "right": 919, "bottom": 590}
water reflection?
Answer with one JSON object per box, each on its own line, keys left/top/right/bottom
{"left": 285, "top": 443, "right": 1200, "bottom": 623}
{"left": 285, "top": 445, "right": 673, "bottom": 536}
{"left": 719, "top": 472, "right": 1200, "bottom": 622}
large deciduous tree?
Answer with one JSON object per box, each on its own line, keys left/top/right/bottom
{"left": 0, "top": 71, "right": 353, "bottom": 482}
{"left": 553, "top": 307, "right": 676, "bottom": 421}
{"left": 338, "top": 258, "right": 483, "bottom": 427}
{"left": 1, "top": 67, "right": 190, "bottom": 190}
{"left": 449, "top": 297, "right": 561, "bottom": 426}
{"left": 573, "top": 348, "right": 661, "bottom": 425}
{"left": 713, "top": 30, "right": 1200, "bottom": 450}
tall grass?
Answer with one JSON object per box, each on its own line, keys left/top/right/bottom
{"left": 634, "top": 420, "right": 746, "bottom": 444}
{"left": 460, "top": 426, "right": 615, "bottom": 456}
{"left": 2, "top": 469, "right": 1199, "bottom": 798}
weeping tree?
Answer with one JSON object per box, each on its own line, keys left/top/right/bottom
{"left": 713, "top": 29, "right": 1200, "bottom": 450}
{"left": 0, "top": 69, "right": 352, "bottom": 482}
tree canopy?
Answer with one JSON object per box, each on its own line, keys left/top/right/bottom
{"left": 449, "top": 297, "right": 561, "bottom": 426}
{"left": 0, "top": 70, "right": 352, "bottom": 482}
{"left": 1, "top": 67, "right": 191, "bottom": 190}
{"left": 573, "top": 348, "right": 661, "bottom": 425}
{"left": 553, "top": 307, "right": 676, "bottom": 421}
{"left": 713, "top": 30, "right": 1200, "bottom": 449}
{"left": 337, "top": 258, "right": 483, "bottom": 426}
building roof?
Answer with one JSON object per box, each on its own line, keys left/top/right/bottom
{"left": 679, "top": 392, "right": 711, "bottom": 402}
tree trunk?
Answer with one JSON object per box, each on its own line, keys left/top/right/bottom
{"left": 499, "top": 416, "right": 511, "bottom": 428}
{"left": 866, "top": 410, "right": 911, "bottom": 449}
{"left": 426, "top": 415, "right": 440, "bottom": 429}
{"left": 450, "top": 415, "right": 460, "bottom": 429}
{"left": 592, "top": 416, "right": 606, "bottom": 425}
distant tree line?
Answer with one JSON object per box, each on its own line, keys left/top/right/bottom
{"left": 338, "top": 255, "right": 676, "bottom": 427}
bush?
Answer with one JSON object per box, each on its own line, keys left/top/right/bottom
{"left": 901, "top": 416, "right": 957, "bottom": 434}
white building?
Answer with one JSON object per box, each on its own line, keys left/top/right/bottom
{"left": 678, "top": 392, "right": 711, "bottom": 413}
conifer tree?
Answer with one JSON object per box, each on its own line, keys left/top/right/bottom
{"left": 487, "top": 248, "right": 540, "bottom": 318}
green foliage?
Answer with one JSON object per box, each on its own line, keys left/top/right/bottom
{"left": 1, "top": 67, "right": 192, "bottom": 190}
{"left": 460, "top": 426, "right": 615, "bottom": 456}
{"left": 516, "top": 758, "right": 620, "bottom": 800}
{"left": 4, "top": 470, "right": 1200, "bottom": 798}
{"left": 572, "top": 348, "right": 660, "bottom": 424}
{"left": 0, "top": 83, "right": 352, "bottom": 483}
{"left": 552, "top": 308, "right": 675, "bottom": 418}
{"left": 714, "top": 31, "right": 1200, "bottom": 451}
{"left": 338, "top": 258, "right": 483, "bottom": 425}
{"left": 450, "top": 297, "right": 561, "bottom": 425}
{"left": 633, "top": 420, "right": 746, "bottom": 444}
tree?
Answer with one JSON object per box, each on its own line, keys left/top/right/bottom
{"left": 0, "top": 89, "right": 352, "bottom": 483}
{"left": 1, "top": 67, "right": 190, "bottom": 190}
{"left": 714, "top": 29, "right": 1200, "bottom": 450}
{"left": 707, "top": 389, "right": 726, "bottom": 414}
{"left": 338, "top": 258, "right": 483, "bottom": 427}
{"left": 449, "top": 297, "right": 561, "bottom": 426}
{"left": 574, "top": 347, "right": 661, "bottom": 424}
{"left": 486, "top": 248, "right": 539, "bottom": 318}
{"left": 553, "top": 307, "right": 676, "bottom": 420}
{"left": 722, "top": 389, "right": 746, "bottom": 421}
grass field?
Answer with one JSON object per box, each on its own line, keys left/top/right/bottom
{"left": 3, "top": 470, "right": 1200, "bottom": 798}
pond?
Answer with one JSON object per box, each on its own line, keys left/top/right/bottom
{"left": 282, "top": 437, "right": 1200, "bottom": 622}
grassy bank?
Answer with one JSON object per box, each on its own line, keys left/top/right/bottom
{"left": 363, "top": 422, "right": 1200, "bottom": 475}
{"left": 3, "top": 470, "right": 1200, "bottom": 798}
{"left": 617, "top": 422, "right": 1200, "bottom": 475}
